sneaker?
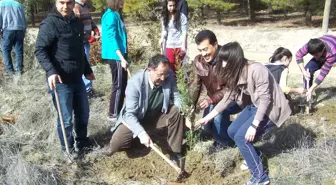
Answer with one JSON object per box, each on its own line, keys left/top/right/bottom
{"left": 76, "top": 137, "right": 93, "bottom": 152}
{"left": 244, "top": 180, "right": 270, "bottom": 185}
{"left": 240, "top": 152, "right": 263, "bottom": 171}
{"left": 240, "top": 160, "right": 249, "bottom": 170}
{"left": 63, "top": 148, "right": 79, "bottom": 162}
{"left": 107, "top": 116, "right": 118, "bottom": 122}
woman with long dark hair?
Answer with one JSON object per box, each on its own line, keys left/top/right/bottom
{"left": 196, "top": 42, "right": 291, "bottom": 185}
{"left": 102, "top": 0, "right": 128, "bottom": 121}
{"left": 160, "top": 0, "right": 188, "bottom": 74}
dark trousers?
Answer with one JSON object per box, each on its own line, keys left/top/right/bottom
{"left": 227, "top": 105, "right": 275, "bottom": 183}
{"left": 109, "top": 106, "right": 184, "bottom": 153}
{"left": 303, "top": 58, "right": 324, "bottom": 88}
{"left": 202, "top": 101, "right": 241, "bottom": 145}
{"left": 49, "top": 82, "right": 89, "bottom": 151}
{"left": 108, "top": 60, "right": 127, "bottom": 117}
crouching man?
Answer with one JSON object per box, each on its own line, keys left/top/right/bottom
{"left": 102, "top": 54, "right": 184, "bottom": 165}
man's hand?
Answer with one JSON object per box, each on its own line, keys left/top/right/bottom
{"left": 199, "top": 98, "right": 212, "bottom": 109}
{"left": 138, "top": 132, "right": 152, "bottom": 147}
{"left": 48, "top": 74, "right": 62, "bottom": 90}
{"left": 85, "top": 73, "right": 96, "bottom": 80}
{"left": 121, "top": 59, "right": 128, "bottom": 69}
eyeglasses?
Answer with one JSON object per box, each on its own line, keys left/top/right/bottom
{"left": 155, "top": 72, "right": 169, "bottom": 79}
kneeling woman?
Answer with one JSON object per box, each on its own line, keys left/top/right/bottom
{"left": 196, "top": 42, "right": 291, "bottom": 185}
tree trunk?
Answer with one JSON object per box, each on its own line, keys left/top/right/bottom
{"left": 305, "top": 9, "right": 312, "bottom": 25}
{"left": 216, "top": 9, "right": 222, "bottom": 24}
{"left": 247, "top": 0, "right": 255, "bottom": 20}
{"left": 322, "top": 0, "right": 332, "bottom": 34}
{"left": 30, "top": 3, "right": 35, "bottom": 27}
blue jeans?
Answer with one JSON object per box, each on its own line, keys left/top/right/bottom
{"left": 303, "top": 58, "right": 324, "bottom": 89}
{"left": 49, "top": 82, "right": 90, "bottom": 151}
{"left": 1, "top": 30, "right": 24, "bottom": 72}
{"left": 82, "top": 43, "right": 93, "bottom": 92}
{"left": 202, "top": 101, "right": 242, "bottom": 145}
{"left": 228, "top": 105, "right": 275, "bottom": 183}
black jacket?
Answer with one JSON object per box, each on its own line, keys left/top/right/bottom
{"left": 178, "top": 0, "right": 188, "bottom": 18}
{"left": 35, "top": 6, "right": 92, "bottom": 84}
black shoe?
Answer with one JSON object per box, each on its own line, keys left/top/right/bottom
{"left": 63, "top": 148, "right": 79, "bottom": 162}
{"left": 169, "top": 152, "right": 183, "bottom": 168}
{"left": 208, "top": 141, "right": 232, "bottom": 155}
{"left": 76, "top": 137, "right": 95, "bottom": 152}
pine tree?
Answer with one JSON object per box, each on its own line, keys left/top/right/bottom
{"left": 188, "top": 0, "right": 238, "bottom": 23}
{"left": 174, "top": 49, "right": 200, "bottom": 149}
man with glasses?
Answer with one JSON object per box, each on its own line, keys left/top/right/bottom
{"left": 101, "top": 54, "right": 184, "bottom": 167}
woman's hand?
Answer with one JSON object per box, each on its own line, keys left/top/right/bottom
{"left": 180, "top": 46, "right": 186, "bottom": 56}
{"left": 121, "top": 59, "right": 128, "bottom": 69}
{"left": 245, "top": 126, "right": 257, "bottom": 142}
{"left": 195, "top": 118, "right": 209, "bottom": 130}
{"left": 245, "top": 120, "right": 259, "bottom": 142}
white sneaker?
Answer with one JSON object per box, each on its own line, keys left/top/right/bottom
{"left": 240, "top": 160, "right": 249, "bottom": 171}
{"left": 240, "top": 152, "right": 263, "bottom": 171}
{"left": 107, "top": 116, "right": 117, "bottom": 122}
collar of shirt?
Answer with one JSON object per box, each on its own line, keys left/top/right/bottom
{"left": 148, "top": 72, "right": 155, "bottom": 89}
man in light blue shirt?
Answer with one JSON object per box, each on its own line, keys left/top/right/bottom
{"left": 0, "top": 0, "right": 26, "bottom": 74}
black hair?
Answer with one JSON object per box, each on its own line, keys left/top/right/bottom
{"left": 162, "top": 0, "right": 181, "bottom": 31}
{"left": 269, "top": 47, "right": 292, "bottom": 63}
{"left": 148, "top": 54, "right": 170, "bottom": 69}
{"left": 215, "top": 41, "right": 247, "bottom": 92}
{"left": 195, "top": 30, "right": 217, "bottom": 45}
{"left": 307, "top": 38, "right": 325, "bottom": 54}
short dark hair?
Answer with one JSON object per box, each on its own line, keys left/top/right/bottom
{"left": 307, "top": 38, "right": 325, "bottom": 54}
{"left": 195, "top": 30, "right": 217, "bottom": 45}
{"left": 148, "top": 54, "right": 170, "bottom": 69}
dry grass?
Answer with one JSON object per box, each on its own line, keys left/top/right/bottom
{"left": 1, "top": 27, "right": 336, "bottom": 185}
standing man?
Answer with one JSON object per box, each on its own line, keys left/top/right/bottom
{"left": 190, "top": 30, "right": 243, "bottom": 150}
{"left": 0, "top": 0, "right": 26, "bottom": 75}
{"left": 177, "top": 0, "right": 188, "bottom": 18}
{"left": 74, "top": 0, "right": 100, "bottom": 96}
{"left": 35, "top": 0, "right": 95, "bottom": 159}
{"left": 102, "top": 54, "right": 184, "bottom": 166}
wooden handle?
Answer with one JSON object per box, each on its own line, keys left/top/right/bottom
{"left": 305, "top": 77, "right": 310, "bottom": 114}
{"left": 150, "top": 144, "right": 181, "bottom": 174}
{"left": 127, "top": 68, "right": 132, "bottom": 77}
{"left": 54, "top": 87, "right": 71, "bottom": 157}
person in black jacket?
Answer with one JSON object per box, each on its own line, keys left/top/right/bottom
{"left": 35, "top": 0, "right": 95, "bottom": 159}
{"left": 177, "top": 0, "right": 188, "bottom": 18}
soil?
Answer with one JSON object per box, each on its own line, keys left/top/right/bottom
{"left": 75, "top": 102, "right": 336, "bottom": 185}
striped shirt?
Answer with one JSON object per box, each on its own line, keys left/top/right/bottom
{"left": 296, "top": 35, "right": 336, "bottom": 85}
{"left": 73, "top": 1, "right": 97, "bottom": 42}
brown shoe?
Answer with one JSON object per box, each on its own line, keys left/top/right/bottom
{"left": 100, "top": 143, "right": 115, "bottom": 157}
